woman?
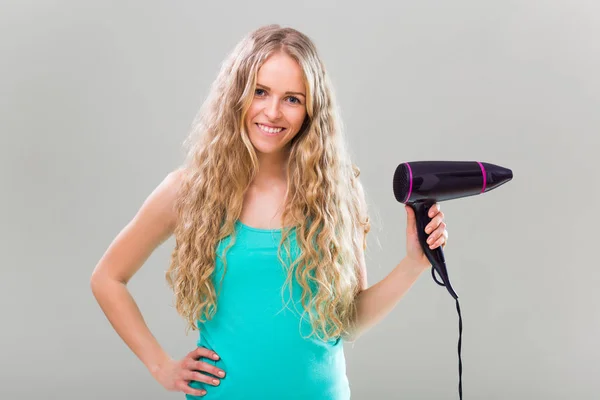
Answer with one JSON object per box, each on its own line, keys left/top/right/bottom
{"left": 91, "top": 24, "right": 448, "bottom": 399}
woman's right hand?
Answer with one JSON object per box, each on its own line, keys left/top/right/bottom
{"left": 152, "top": 347, "right": 226, "bottom": 397}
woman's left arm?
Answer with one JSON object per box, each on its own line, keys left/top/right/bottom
{"left": 344, "top": 198, "right": 448, "bottom": 343}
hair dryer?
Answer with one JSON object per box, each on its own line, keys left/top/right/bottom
{"left": 392, "top": 160, "right": 513, "bottom": 400}
{"left": 393, "top": 160, "right": 513, "bottom": 299}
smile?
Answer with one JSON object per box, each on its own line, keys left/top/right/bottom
{"left": 256, "top": 123, "right": 286, "bottom": 135}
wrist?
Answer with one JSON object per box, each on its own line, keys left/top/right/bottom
{"left": 147, "top": 352, "right": 173, "bottom": 378}
{"left": 399, "top": 256, "right": 429, "bottom": 274}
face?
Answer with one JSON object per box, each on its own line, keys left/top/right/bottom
{"left": 244, "top": 51, "right": 308, "bottom": 158}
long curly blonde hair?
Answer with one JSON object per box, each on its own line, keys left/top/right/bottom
{"left": 166, "top": 24, "right": 371, "bottom": 342}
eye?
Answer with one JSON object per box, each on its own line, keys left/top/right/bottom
{"left": 287, "top": 96, "right": 301, "bottom": 104}
{"left": 255, "top": 88, "right": 266, "bottom": 96}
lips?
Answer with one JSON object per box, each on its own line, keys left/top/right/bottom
{"left": 256, "top": 123, "right": 286, "bottom": 135}
{"left": 257, "top": 123, "right": 285, "bottom": 129}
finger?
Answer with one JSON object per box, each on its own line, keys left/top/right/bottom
{"left": 426, "top": 225, "right": 444, "bottom": 247}
{"left": 427, "top": 203, "right": 440, "bottom": 218}
{"left": 425, "top": 213, "right": 445, "bottom": 234}
{"left": 191, "top": 360, "right": 226, "bottom": 378}
{"left": 184, "top": 370, "right": 222, "bottom": 386}
{"left": 190, "top": 347, "right": 220, "bottom": 362}
{"left": 430, "top": 235, "right": 447, "bottom": 249}
{"left": 178, "top": 381, "right": 206, "bottom": 397}
{"left": 429, "top": 229, "right": 448, "bottom": 249}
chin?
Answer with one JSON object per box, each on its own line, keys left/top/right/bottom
{"left": 251, "top": 142, "right": 285, "bottom": 155}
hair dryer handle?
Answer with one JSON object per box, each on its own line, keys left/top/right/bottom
{"left": 411, "top": 200, "right": 459, "bottom": 299}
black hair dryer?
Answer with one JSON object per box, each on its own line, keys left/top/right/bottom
{"left": 392, "top": 160, "right": 513, "bottom": 400}
{"left": 393, "top": 160, "right": 513, "bottom": 298}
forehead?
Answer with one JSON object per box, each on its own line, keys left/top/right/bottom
{"left": 256, "top": 52, "right": 305, "bottom": 90}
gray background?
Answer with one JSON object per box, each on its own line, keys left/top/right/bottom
{"left": 1, "top": 1, "right": 598, "bottom": 399}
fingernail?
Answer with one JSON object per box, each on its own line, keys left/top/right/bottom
{"left": 213, "top": 353, "right": 219, "bottom": 360}
{"left": 218, "top": 371, "right": 225, "bottom": 377}
{"left": 213, "top": 379, "right": 220, "bottom": 385}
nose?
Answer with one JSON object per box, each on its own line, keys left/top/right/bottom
{"left": 263, "top": 97, "right": 282, "bottom": 121}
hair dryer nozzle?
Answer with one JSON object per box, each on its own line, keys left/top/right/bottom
{"left": 480, "top": 162, "right": 513, "bottom": 193}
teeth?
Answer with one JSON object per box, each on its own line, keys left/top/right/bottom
{"left": 258, "top": 124, "right": 284, "bottom": 134}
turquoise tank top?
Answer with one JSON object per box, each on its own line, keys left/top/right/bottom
{"left": 186, "top": 220, "right": 351, "bottom": 399}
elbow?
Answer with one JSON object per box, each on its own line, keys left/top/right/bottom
{"left": 89, "top": 270, "right": 123, "bottom": 298}
{"left": 89, "top": 272, "right": 105, "bottom": 298}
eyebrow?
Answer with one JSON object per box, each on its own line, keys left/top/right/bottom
{"left": 256, "top": 83, "right": 305, "bottom": 98}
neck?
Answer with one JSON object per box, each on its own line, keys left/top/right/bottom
{"left": 252, "top": 150, "right": 289, "bottom": 189}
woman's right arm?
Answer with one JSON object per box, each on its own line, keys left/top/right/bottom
{"left": 89, "top": 168, "right": 223, "bottom": 396}
{"left": 90, "top": 168, "right": 183, "bottom": 374}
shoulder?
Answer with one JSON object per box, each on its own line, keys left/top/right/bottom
{"left": 143, "top": 166, "right": 189, "bottom": 232}
{"left": 163, "top": 166, "right": 188, "bottom": 195}
{"left": 163, "top": 166, "right": 189, "bottom": 221}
